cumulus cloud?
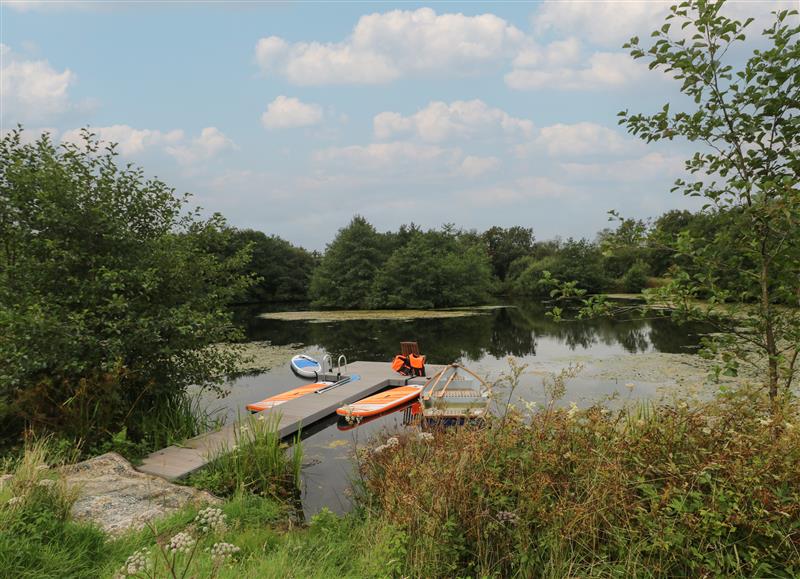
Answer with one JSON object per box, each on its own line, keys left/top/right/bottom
{"left": 166, "top": 127, "right": 237, "bottom": 165}
{"left": 561, "top": 152, "right": 685, "bottom": 182}
{"left": 506, "top": 46, "right": 645, "bottom": 91}
{"left": 458, "top": 155, "right": 501, "bottom": 178}
{"left": 61, "top": 125, "right": 183, "bottom": 155}
{"left": 374, "top": 99, "right": 533, "bottom": 142}
{"left": 532, "top": 0, "right": 796, "bottom": 48}
{"left": 465, "top": 176, "right": 574, "bottom": 204}
{"left": 1, "top": 44, "right": 77, "bottom": 123}
{"left": 60, "top": 125, "right": 235, "bottom": 165}
{"left": 261, "top": 96, "right": 323, "bottom": 129}
{"left": 314, "top": 141, "right": 458, "bottom": 171}
{"left": 255, "top": 7, "right": 525, "bottom": 85}
{"left": 530, "top": 122, "right": 639, "bottom": 157}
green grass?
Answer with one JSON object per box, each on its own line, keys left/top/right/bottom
{"left": 187, "top": 412, "right": 303, "bottom": 500}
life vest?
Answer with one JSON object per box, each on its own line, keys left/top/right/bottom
{"left": 392, "top": 354, "right": 412, "bottom": 376}
{"left": 408, "top": 353, "right": 426, "bottom": 376}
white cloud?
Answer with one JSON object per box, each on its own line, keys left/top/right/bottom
{"left": 166, "top": 127, "right": 237, "bottom": 165}
{"left": 531, "top": 122, "right": 639, "bottom": 157}
{"left": 506, "top": 49, "right": 645, "bottom": 91}
{"left": 458, "top": 155, "right": 501, "bottom": 178}
{"left": 1, "top": 44, "right": 77, "bottom": 123}
{"left": 60, "top": 125, "right": 235, "bottom": 165}
{"left": 1, "top": 126, "right": 59, "bottom": 144}
{"left": 61, "top": 125, "right": 183, "bottom": 155}
{"left": 561, "top": 152, "right": 684, "bottom": 182}
{"left": 374, "top": 99, "right": 533, "bottom": 142}
{"left": 465, "top": 176, "right": 574, "bottom": 204}
{"left": 261, "top": 96, "right": 323, "bottom": 129}
{"left": 255, "top": 7, "right": 525, "bottom": 85}
{"left": 532, "top": 0, "right": 796, "bottom": 48}
{"left": 314, "top": 141, "right": 458, "bottom": 170}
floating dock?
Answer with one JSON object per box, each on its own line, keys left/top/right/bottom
{"left": 137, "top": 361, "right": 441, "bottom": 481}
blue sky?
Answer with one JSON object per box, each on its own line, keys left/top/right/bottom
{"left": 1, "top": 1, "right": 792, "bottom": 249}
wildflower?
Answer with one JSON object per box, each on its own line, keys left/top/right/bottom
{"left": 257, "top": 414, "right": 266, "bottom": 421}
{"left": 7, "top": 496, "right": 22, "bottom": 506}
{"left": 167, "top": 531, "right": 195, "bottom": 554}
{"left": 210, "top": 542, "right": 240, "bottom": 561}
{"left": 385, "top": 437, "right": 400, "bottom": 448}
{"left": 702, "top": 427, "right": 712, "bottom": 435}
{"left": 758, "top": 417, "right": 772, "bottom": 426}
{"left": 496, "top": 510, "right": 519, "bottom": 526}
{"left": 196, "top": 507, "right": 227, "bottom": 534}
{"left": 417, "top": 432, "right": 434, "bottom": 442}
{"left": 114, "top": 548, "right": 150, "bottom": 578}
{"left": 37, "top": 478, "right": 56, "bottom": 488}
{"left": 35, "top": 464, "right": 49, "bottom": 471}
{"left": 566, "top": 402, "right": 579, "bottom": 419}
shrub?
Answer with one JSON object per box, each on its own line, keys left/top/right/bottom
{"left": 620, "top": 259, "right": 651, "bottom": 293}
{"left": 358, "top": 379, "right": 800, "bottom": 577}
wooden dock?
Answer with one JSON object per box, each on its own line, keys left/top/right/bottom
{"left": 137, "top": 361, "right": 441, "bottom": 481}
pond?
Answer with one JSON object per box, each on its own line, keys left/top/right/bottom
{"left": 218, "top": 301, "right": 710, "bottom": 517}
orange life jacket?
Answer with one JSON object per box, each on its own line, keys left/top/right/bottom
{"left": 392, "top": 354, "right": 411, "bottom": 375}
{"left": 408, "top": 353, "right": 426, "bottom": 376}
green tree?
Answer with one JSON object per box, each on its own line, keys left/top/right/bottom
{"left": 309, "top": 216, "right": 387, "bottom": 308}
{"left": 0, "top": 129, "right": 253, "bottom": 445}
{"left": 220, "top": 229, "right": 317, "bottom": 303}
{"left": 369, "top": 228, "right": 493, "bottom": 308}
{"left": 511, "top": 238, "right": 610, "bottom": 297}
{"left": 481, "top": 225, "right": 535, "bottom": 281}
{"left": 610, "top": 0, "right": 799, "bottom": 400}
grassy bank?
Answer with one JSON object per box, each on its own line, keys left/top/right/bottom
{"left": 2, "top": 379, "right": 798, "bottom": 578}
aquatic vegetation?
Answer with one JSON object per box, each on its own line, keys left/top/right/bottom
{"left": 258, "top": 308, "right": 487, "bottom": 322}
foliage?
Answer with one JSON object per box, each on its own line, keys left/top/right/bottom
{"left": 618, "top": 0, "right": 800, "bottom": 400}
{"left": 370, "top": 226, "right": 494, "bottom": 308}
{"left": 510, "top": 238, "right": 610, "bottom": 297}
{"left": 0, "top": 128, "right": 253, "bottom": 446}
{"left": 187, "top": 413, "right": 303, "bottom": 501}
{"left": 621, "top": 259, "right": 652, "bottom": 293}
{"left": 218, "top": 229, "right": 317, "bottom": 303}
{"left": 309, "top": 216, "right": 388, "bottom": 309}
{"left": 481, "top": 225, "right": 535, "bottom": 281}
{"left": 358, "top": 369, "right": 800, "bottom": 578}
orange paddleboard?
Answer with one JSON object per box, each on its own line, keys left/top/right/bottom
{"left": 336, "top": 385, "right": 423, "bottom": 418}
{"left": 247, "top": 381, "right": 333, "bottom": 412}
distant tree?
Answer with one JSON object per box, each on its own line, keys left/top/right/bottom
{"left": 370, "top": 228, "right": 493, "bottom": 308}
{"left": 221, "top": 229, "right": 317, "bottom": 303}
{"left": 0, "top": 129, "right": 253, "bottom": 444}
{"left": 309, "top": 216, "right": 387, "bottom": 308}
{"left": 597, "top": 217, "right": 651, "bottom": 280}
{"left": 564, "top": 0, "right": 799, "bottom": 401}
{"left": 511, "top": 238, "right": 609, "bottom": 297}
{"left": 482, "top": 226, "right": 535, "bottom": 281}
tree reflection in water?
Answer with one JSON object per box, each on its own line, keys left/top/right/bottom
{"left": 236, "top": 301, "right": 710, "bottom": 363}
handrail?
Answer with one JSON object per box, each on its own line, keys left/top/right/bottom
{"left": 337, "top": 354, "right": 348, "bottom": 376}
{"left": 322, "top": 354, "right": 333, "bottom": 375}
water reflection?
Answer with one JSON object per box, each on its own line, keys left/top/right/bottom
{"left": 238, "top": 301, "right": 707, "bottom": 363}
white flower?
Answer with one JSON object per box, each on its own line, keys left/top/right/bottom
{"left": 496, "top": 510, "right": 519, "bottom": 525}
{"left": 7, "top": 496, "right": 22, "bottom": 506}
{"left": 115, "top": 548, "right": 150, "bottom": 577}
{"left": 417, "top": 432, "right": 434, "bottom": 442}
{"left": 167, "top": 531, "right": 195, "bottom": 554}
{"left": 257, "top": 414, "right": 266, "bottom": 421}
{"left": 785, "top": 422, "right": 795, "bottom": 431}
{"left": 566, "top": 402, "right": 579, "bottom": 419}
{"left": 35, "top": 464, "right": 49, "bottom": 471}
{"left": 210, "top": 541, "right": 240, "bottom": 561}
{"left": 195, "top": 507, "right": 227, "bottom": 534}
{"left": 702, "top": 427, "right": 712, "bottom": 435}
{"left": 385, "top": 437, "right": 400, "bottom": 447}
{"left": 37, "top": 478, "right": 56, "bottom": 488}
{"left": 758, "top": 417, "right": 772, "bottom": 426}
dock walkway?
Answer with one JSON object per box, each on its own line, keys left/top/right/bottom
{"left": 137, "top": 361, "right": 441, "bottom": 480}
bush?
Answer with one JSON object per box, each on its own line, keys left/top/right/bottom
{"left": 358, "top": 382, "right": 800, "bottom": 577}
{"left": 620, "top": 259, "right": 651, "bottom": 293}
{"left": 0, "top": 129, "right": 252, "bottom": 448}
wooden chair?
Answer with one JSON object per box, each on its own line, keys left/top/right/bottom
{"left": 400, "top": 341, "right": 420, "bottom": 356}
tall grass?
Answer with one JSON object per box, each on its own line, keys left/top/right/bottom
{"left": 358, "top": 372, "right": 800, "bottom": 577}
{"left": 188, "top": 413, "right": 303, "bottom": 501}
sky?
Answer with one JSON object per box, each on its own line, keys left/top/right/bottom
{"left": 1, "top": 0, "right": 794, "bottom": 249}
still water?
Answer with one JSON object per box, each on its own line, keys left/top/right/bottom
{"left": 219, "top": 301, "right": 708, "bottom": 516}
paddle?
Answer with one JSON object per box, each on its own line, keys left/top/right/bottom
{"left": 315, "top": 374, "right": 361, "bottom": 394}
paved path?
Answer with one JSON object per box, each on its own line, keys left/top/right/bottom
{"left": 137, "top": 361, "right": 441, "bottom": 480}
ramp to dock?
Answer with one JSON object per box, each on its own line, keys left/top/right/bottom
{"left": 137, "top": 361, "right": 441, "bottom": 481}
